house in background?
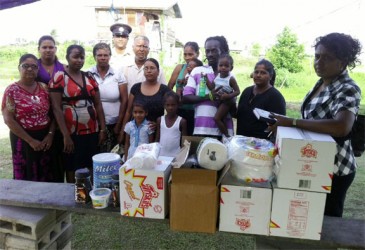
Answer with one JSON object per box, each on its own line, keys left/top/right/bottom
{"left": 85, "top": 0, "right": 182, "bottom": 63}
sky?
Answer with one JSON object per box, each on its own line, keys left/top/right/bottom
{"left": 0, "top": 0, "right": 364, "bottom": 55}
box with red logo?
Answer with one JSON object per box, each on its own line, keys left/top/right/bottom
{"left": 119, "top": 156, "right": 173, "bottom": 219}
{"left": 274, "top": 126, "right": 336, "bottom": 193}
{"left": 270, "top": 182, "right": 326, "bottom": 240}
{"left": 219, "top": 172, "right": 272, "bottom": 236}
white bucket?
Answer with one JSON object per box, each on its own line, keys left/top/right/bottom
{"left": 89, "top": 188, "right": 111, "bottom": 209}
{"left": 93, "top": 153, "right": 121, "bottom": 189}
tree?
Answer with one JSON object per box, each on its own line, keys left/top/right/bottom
{"left": 250, "top": 43, "right": 262, "bottom": 58}
{"left": 50, "top": 29, "right": 58, "bottom": 40}
{"left": 267, "top": 27, "right": 305, "bottom": 73}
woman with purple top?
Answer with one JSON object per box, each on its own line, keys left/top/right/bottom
{"left": 36, "top": 35, "right": 66, "bottom": 84}
{"left": 36, "top": 35, "right": 66, "bottom": 182}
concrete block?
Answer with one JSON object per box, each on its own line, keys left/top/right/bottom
{"left": 0, "top": 205, "right": 56, "bottom": 240}
{"left": 0, "top": 232, "right": 6, "bottom": 248}
{"left": 6, "top": 223, "right": 72, "bottom": 250}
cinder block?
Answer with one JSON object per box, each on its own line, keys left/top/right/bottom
{"left": 0, "top": 205, "right": 56, "bottom": 240}
{"left": 61, "top": 241, "right": 72, "bottom": 250}
{"left": 37, "top": 212, "right": 71, "bottom": 247}
{"left": 0, "top": 232, "right": 6, "bottom": 248}
{"left": 6, "top": 223, "right": 72, "bottom": 250}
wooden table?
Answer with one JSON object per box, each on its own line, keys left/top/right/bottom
{"left": 0, "top": 179, "right": 364, "bottom": 249}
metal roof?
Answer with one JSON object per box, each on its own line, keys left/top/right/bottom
{"left": 85, "top": 0, "right": 182, "bottom": 18}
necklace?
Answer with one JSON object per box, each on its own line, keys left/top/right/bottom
{"left": 31, "top": 95, "right": 40, "bottom": 103}
{"left": 17, "top": 82, "right": 40, "bottom": 103}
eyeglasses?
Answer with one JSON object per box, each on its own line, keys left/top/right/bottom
{"left": 135, "top": 45, "right": 149, "bottom": 50}
{"left": 114, "top": 34, "right": 128, "bottom": 38}
{"left": 20, "top": 64, "right": 38, "bottom": 70}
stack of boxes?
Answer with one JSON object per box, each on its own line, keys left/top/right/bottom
{"left": 0, "top": 205, "right": 72, "bottom": 249}
{"left": 270, "top": 126, "right": 336, "bottom": 240}
{"left": 218, "top": 127, "right": 336, "bottom": 240}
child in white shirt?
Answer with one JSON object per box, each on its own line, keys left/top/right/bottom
{"left": 156, "top": 92, "right": 187, "bottom": 157}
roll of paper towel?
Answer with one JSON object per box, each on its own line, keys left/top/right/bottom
{"left": 196, "top": 138, "right": 228, "bottom": 171}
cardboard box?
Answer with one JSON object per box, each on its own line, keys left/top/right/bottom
{"left": 219, "top": 172, "right": 272, "bottom": 235}
{"left": 274, "top": 126, "right": 336, "bottom": 193}
{"left": 169, "top": 136, "right": 229, "bottom": 233}
{"left": 270, "top": 183, "right": 326, "bottom": 240}
{"left": 119, "top": 156, "right": 173, "bottom": 219}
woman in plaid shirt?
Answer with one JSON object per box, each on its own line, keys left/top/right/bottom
{"left": 270, "top": 33, "right": 362, "bottom": 217}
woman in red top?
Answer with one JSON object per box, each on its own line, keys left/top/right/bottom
{"left": 2, "top": 54, "right": 56, "bottom": 181}
{"left": 49, "top": 45, "right": 106, "bottom": 183}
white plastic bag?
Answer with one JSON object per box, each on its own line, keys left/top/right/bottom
{"left": 226, "top": 135, "right": 276, "bottom": 182}
{"left": 127, "top": 143, "right": 161, "bottom": 169}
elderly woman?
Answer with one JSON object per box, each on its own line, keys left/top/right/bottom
{"left": 122, "top": 58, "right": 171, "bottom": 135}
{"left": 89, "top": 42, "right": 127, "bottom": 152}
{"left": 49, "top": 45, "right": 106, "bottom": 183}
{"left": 270, "top": 33, "right": 362, "bottom": 217}
{"left": 2, "top": 54, "right": 56, "bottom": 181}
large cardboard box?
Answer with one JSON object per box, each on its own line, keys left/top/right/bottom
{"left": 270, "top": 183, "right": 326, "bottom": 240}
{"left": 274, "top": 126, "right": 336, "bottom": 193}
{"left": 219, "top": 172, "right": 272, "bottom": 236}
{"left": 119, "top": 156, "right": 173, "bottom": 219}
{"left": 169, "top": 136, "right": 228, "bottom": 233}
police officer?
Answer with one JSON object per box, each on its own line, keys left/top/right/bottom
{"left": 109, "top": 23, "right": 133, "bottom": 69}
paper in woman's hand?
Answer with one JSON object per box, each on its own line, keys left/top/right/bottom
{"left": 253, "top": 108, "right": 277, "bottom": 125}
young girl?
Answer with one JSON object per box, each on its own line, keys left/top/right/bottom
{"left": 156, "top": 92, "right": 187, "bottom": 157}
{"left": 206, "top": 54, "right": 240, "bottom": 137}
{"left": 124, "top": 101, "right": 154, "bottom": 160}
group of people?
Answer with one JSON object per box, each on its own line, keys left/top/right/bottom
{"left": 1, "top": 23, "right": 362, "bottom": 218}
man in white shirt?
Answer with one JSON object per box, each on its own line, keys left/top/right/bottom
{"left": 120, "top": 35, "right": 167, "bottom": 94}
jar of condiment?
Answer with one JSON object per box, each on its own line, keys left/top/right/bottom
{"left": 111, "top": 174, "right": 120, "bottom": 207}
{"left": 75, "top": 168, "right": 92, "bottom": 203}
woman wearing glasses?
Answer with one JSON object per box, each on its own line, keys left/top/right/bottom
{"left": 122, "top": 58, "right": 171, "bottom": 141}
{"left": 2, "top": 54, "right": 56, "bottom": 181}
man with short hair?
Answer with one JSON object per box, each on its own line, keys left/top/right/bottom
{"left": 120, "top": 35, "right": 166, "bottom": 94}
{"left": 117, "top": 35, "right": 167, "bottom": 144}
{"left": 109, "top": 23, "right": 134, "bottom": 69}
